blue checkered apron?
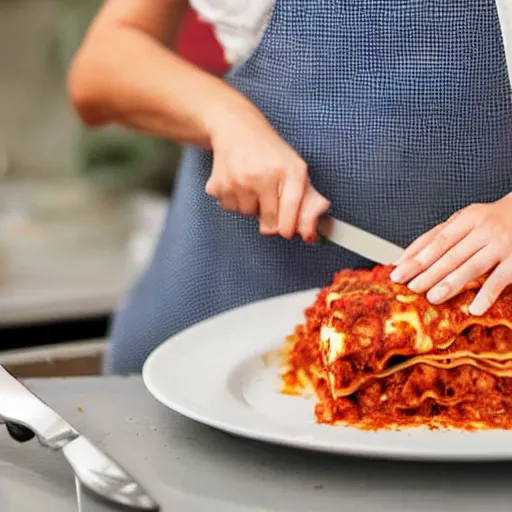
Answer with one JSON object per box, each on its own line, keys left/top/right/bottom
{"left": 105, "top": 0, "right": 512, "bottom": 373}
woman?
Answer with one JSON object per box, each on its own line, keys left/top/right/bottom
{"left": 69, "top": 0, "right": 512, "bottom": 374}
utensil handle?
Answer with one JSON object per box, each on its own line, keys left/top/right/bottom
{"left": 0, "top": 365, "right": 78, "bottom": 449}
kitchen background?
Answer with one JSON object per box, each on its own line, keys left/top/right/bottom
{"left": 0, "top": 0, "right": 227, "bottom": 377}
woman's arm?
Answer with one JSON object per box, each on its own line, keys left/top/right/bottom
{"left": 68, "top": 0, "right": 330, "bottom": 240}
{"left": 67, "top": 0, "right": 255, "bottom": 148}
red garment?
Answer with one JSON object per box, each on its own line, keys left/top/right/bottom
{"left": 176, "top": 7, "right": 229, "bottom": 76}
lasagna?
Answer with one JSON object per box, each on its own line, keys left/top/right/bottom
{"left": 280, "top": 265, "right": 512, "bottom": 430}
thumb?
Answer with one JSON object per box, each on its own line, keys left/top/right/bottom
{"left": 205, "top": 161, "right": 222, "bottom": 197}
{"left": 205, "top": 176, "right": 218, "bottom": 196}
{"left": 297, "top": 185, "right": 331, "bottom": 242}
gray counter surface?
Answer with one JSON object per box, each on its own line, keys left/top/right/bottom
{"left": 1, "top": 376, "right": 511, "bottom": 512}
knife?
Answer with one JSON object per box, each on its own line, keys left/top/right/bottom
{"left": 317, "top": 215, "right": 404, "bottom": 265}
{"left": 0, "top": 365, "right": 159, "bottom": 511}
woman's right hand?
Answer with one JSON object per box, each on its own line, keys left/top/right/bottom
{"left": 206, "top": 108, "right": 330, "bottom": 242}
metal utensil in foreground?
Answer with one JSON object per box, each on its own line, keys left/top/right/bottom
{"left": 317, "top": 215, "right": 404, "bottom": 265}
{"left": 0, "top": 365, "right": 159, "bottom": 511}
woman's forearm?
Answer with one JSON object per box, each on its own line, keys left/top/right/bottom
{"left": 67, "top": 1, "right": 258, "bottom": 148}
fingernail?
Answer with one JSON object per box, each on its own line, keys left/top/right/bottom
{"left": 426, "top": 284, "right": 449, "bottom": 304}
{"left": 469, "top": 297, "right": 489, "bottom": 316}
{"left": 390, "top": 268, "right": 403, "bottom": 282}
{"left": 408, "top": 278, "right": 422, "bottom": 293}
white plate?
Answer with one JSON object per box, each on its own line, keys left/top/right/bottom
{"left": 143, "top": 289, "right": 512, "bottom": 461}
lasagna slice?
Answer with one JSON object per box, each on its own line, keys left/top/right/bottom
{"left": 280, "top": 265, "right": 512, "bottom": 430}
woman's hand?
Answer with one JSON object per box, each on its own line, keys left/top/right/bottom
{"left": 205, "top": 109, "right": 330, "bottom": 241}
{"left": 390, "top": 193, "right": 512, "bottom": 315}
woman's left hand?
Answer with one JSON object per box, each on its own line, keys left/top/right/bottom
{"left": 390, "top": 193, "right": 512, "bottom": 316}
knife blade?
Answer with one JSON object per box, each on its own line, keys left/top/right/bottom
{"left": 317, "top": 215, "right": 404, "bottom": 265}
{"left": 0, "top": 365, "right": 159, "bottom": 511}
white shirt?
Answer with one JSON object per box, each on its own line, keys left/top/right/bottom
{"left": 189, "top": 0, "right": 273, "bottom": 66}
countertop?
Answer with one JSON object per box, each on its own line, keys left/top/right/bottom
{"left": 1, "top": 376, "right": 512, "bottom": 512}
{"left": 0, "top": 179, "right": 136, "bottom": 326}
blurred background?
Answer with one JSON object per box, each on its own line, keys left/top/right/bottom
{"left": 0, "top": 0, "right": 227, "bottom": 378}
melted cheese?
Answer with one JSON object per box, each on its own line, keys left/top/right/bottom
{"left": 326, "top": 292, "right": 343, "bottom": 308}
{"left": 320, "top": 325, "right": 346, "bottom": 364}
{"left": 396, "top": 294, "right": 417, "bottom": 304}
{"left": 384, "top": 310, "right": 433, "bottom": 352}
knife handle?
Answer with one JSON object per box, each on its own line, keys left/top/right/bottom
{"left": 5, "top": 421, "right": 36, "bottom": 443}
{"left": 0, "top": 365, "right": 78, "bottom": 449}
